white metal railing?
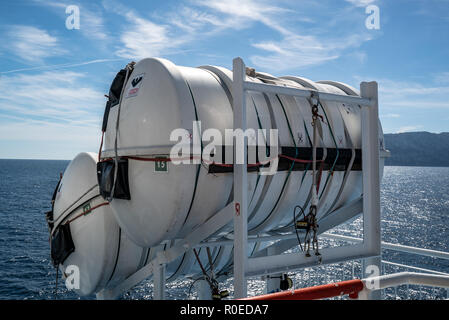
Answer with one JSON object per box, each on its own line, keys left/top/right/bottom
{"left": 280, "top": 234, "right": 449, "bottom": 300}
{"left": 243, "top": 81, "right": 375, "bottom": 107}
{"left": 358, "top": 272, "right": 449, "bottom": 300}
{"left": 381, "top": 262, "right": 449, "bottom": 300}
{"left": 322, "top": 233, "right": 449, "bottom": 260}
{"left": 323, "top": 232, "right": 449, "bottom": 299}
{"left": 231, "top": 57, "right": 382, "bottom": 299}
{"left": 273, "top": 260, "right": 449, "bottom": 300}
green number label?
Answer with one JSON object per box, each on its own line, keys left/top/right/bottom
{"left": 155, "top": 156, "right": 168, "bottom": 172}
{"left": 83, "top": 203, "right": 92, "bottom": 214}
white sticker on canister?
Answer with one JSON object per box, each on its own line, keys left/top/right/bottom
{"left": 125, "top": 73, "right": 145, "bottom": 98}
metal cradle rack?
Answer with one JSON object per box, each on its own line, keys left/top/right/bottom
{"left": 96, "top": 58, "right": 449, "bottom": 300}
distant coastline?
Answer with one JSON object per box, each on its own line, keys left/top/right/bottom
{"left": 1, "top": 131, "right": 448, "bottom": 167}
{"left": 384, "top": 132, "right": 449, "bottom": 168}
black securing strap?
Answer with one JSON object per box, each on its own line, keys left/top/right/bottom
{"left": 102, "top": 68, "right": 133, "bottom": 132}
{"left": 51, "top": 223, "right": 75, "bottom": 266}
{"left": 207, "top": 146, "right": 361, "bottom": 173}
{"left": 45, "top": 175, "right": 62, "bottom": 232}
{"left": 97, "top": 158, "right": 131, "bottom": 200}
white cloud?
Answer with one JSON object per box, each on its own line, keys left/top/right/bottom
{"left": 102, "top": 0, "right": 375, "bottom": 70}
{"left": 434, "top": 72, "right": 449, "bottom": 84}
{"left": 381, "top": 113, "right": 400, "bottom": 118}
{"left": 115, "top": 12, "right": 184, "bottom": 59}
{"left": 379, "top": 79, "right": 449, "bottom": 96}
{"left": 0, "top": 117, "right": 98, "bottom": 143}
{"left": 0, "top": 70, "right": 105, "bottom": 159}
{"left": 192, "top": 0, "right": 374, "bottom": 71}
{"left": 78, "top": 7, "right": 109, "bottom": 41}
{"left": 396, "top": 125, "right": 423, "bottom": 134}
{"left": 0, "top": 58, "right": 125, "bottom": 75}
{"left": 110, "top": 0, "right": 259, "bottom": 60}
{"left": 345, "top": 0, "right": 377, "bottom": 7}
{"left": 0, "top": 71, "right": 104, "bottom": 124}
{"left": 5, "top": 25, "right": 65, "bottom": 63}
{"left": 193, "top": 0, "right": 291, "bottom": 35}
{"left": 165, "top": 5, "right": 252, "bottom": 36}
{"left": 377, "top": 79, "right": 449, "bottom": 109}
{"left": 250, "top": 33, "right": 372, "bottom": 71}
{"left": 32, "top": 0, "right": 109, "bottom": 41}
{"left": 251, "top": 35, "right": 339, "bottom": 70}
{"left": 0, "top": 117, "right": 100, "bottom": 159}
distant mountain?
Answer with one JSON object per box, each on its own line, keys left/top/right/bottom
{"left": 384, "top": 132, "right": 449, "bottom": 167}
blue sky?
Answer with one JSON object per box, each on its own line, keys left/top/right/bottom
{"left": 0, "top": 0, "right": 448, "bottom": 159}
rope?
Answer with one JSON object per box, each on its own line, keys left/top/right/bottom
{"left": 98, "top": 131, "right": 105, "bottom": 162}
{"left": 248, "top": 96, "right": 264, "bottom": 208}
{"left": 293, "top": 205, "right": 305, "bottom": 251}
{"left": 65, "top": 202, "right": 110, "bottom": 225}
{"left": 206, "top": 247, "right": 215, "bottom": 279}
{"left": 301, "top": 121, "right": 313, "bottom": 185}
{"left": 253, "top": 94, "right": 297, "bottom": 230}
{"left": 50, "top": 185, "right": 98, "bottom": 235}
{"left": 317, "top": 101, "right": 340, "bottom": 199}
{"left": 101, "top": 153, "right": 322, "bottom": 166}
{"left": 182, "top": 80, "right": 202, "bottom": 225}
{"left": 54, "top": 266, "right": 59, "bottom": 298}
{"left": 192, "top": 248, "right": 219, "bottom": 293}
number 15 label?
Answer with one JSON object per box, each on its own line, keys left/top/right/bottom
{"left": 155, "top": 156, "right": 168, "bottom": 172}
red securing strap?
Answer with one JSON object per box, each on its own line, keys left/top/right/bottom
{"left": 66, "top": 202, "right": 110, "bottom": 225}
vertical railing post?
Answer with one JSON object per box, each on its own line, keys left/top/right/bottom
{"left": 360, "top": 81, "right": 381, "bottom": 299}
{"left": 265, "top": 246, "right": 282, "bottom": 294}
{"left": 194, "top": 279, "right": 213, "bottom": 300}
{"left": 153, "top": 259, "right": 166, "bottom": 300}
{"left": 232, "top": 57, "right": 248, "bottom": 299}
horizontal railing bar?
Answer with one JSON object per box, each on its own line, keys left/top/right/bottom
{"left": 357, "top": 272, "right": 449, "bottom": 299}
{"left": 246, "top": 243, "right": 374, "bottom": 277}
{"left": 319, "top": 91, "right": 374, "bottom": 107}
{"left": 382, "top": 260, "right": 449, "bottom": 276}
{"left": 199, "top": 233, "right": 449, "bottom": 262}
{"left": 196, "top": 233, "right": 297, "bottom": 248}
{"left": 367, "top": 272, "right": 449, "bottom": 290}
{"left": 322, "top": 233, "right": 449, "bottom": 260}
{"left": 244, "top": 81, "right": 311, "bottom": 98}
{"left": 243, "top": 81, "right": 374, "bottom": 107}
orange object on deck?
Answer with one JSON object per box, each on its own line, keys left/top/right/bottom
{"left": 241, "top": 279, "right": 364, "bottom": 300}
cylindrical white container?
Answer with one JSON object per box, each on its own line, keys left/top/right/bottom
{"left": 50, "top": 152, "right": 237, "bottom": 296}
{"left": 50, "top": 152, "right": 147, "bottom": 295}
{"left": 101, "top": 58, "right": 385, "bottom": 248}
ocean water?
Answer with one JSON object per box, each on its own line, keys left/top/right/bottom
{"left": 0, "top": 160, "right": 448, "bottom": 300}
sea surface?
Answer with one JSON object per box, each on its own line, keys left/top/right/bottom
{"left": 0, "top": 160, "right": 448, "bottom": 300}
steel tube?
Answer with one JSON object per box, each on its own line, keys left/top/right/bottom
{"left": 241, "top": 279, "right": 364, "bottom": 300}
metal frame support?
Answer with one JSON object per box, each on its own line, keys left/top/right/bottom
{"left": 360, "top": 81, "right": 381, "bottom": 257}
{"left": 153, "top": 261, "right": 166, "bottom": 300}
{"left": 232, "top": 57, "right": 248, "bottom": 299}
{"left": 194, "top": 279, "right": 213, "bottom": 300}
{"left": 230, "top": 59, "right": 382, "bottom": 296}
{"left": 360, "top": 82, "right": 381, "bottom": 300}
{"left": 265, "top": 246, "right": 282, "bottom": 294}
{"left": 362, "top": 256, "right": 382, "bottom": 299}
